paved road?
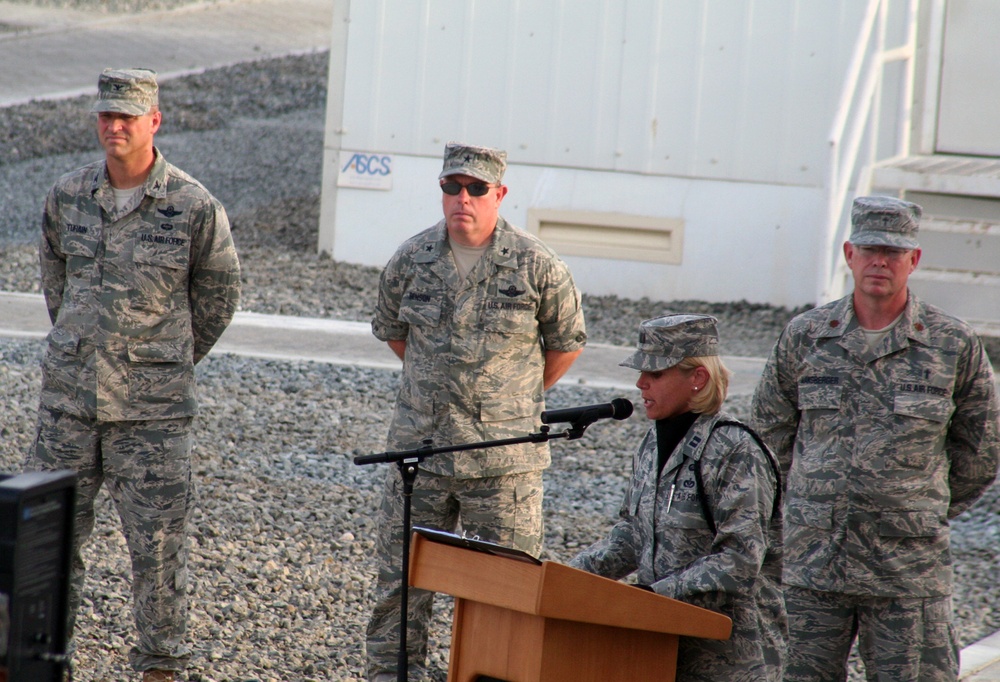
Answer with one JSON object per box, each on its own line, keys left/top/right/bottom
{"left": 0, "top": 291, "right": 768, "bottom": 395}
{"left": 0, "top": 0, "right": 334, "bottom": 107}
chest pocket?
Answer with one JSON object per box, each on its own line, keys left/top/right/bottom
{"left": 893, "top": 392, "right": 954, "bottom": 424}
{"left": 62, "top": 231, "right": 100, "bottom": 280}
{"left": 658, "top": 463, "right": 712, "bottom": 530}
{"left": 482, "top": 277, "right": 538, "bottom": 334}
{"left": 887, "top": 390, "right": 955, "bottom": 469}
{"left": 798, "top": 381, "right": 843, "bottom": 411}
{"left": 660, "top": 506, "right": 712, "bottom": 530}
{"left": 63, "top": 232, "right": 99, "bottom": 258}
{"left": 134, "top": 236, "right": 189, "bottom": 270}
{"left": 398, "top": 295, "right": 442, "bottom": 327}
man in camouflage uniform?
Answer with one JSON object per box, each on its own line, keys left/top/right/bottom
{"left": 751, "top": 196, "right": 999, "bottom": 681}
{"left": 571, "top": 315, "right": 786, "bottom": 681}
{"left": 26, "top": 68, "right": 241, "bottom": 682}
{"left": 367, "top": 142, "right": 587, "bottom": 681}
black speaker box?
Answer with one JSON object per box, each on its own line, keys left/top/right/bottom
{"left": 0, "top": 470, "right": 76, "bottom": 682}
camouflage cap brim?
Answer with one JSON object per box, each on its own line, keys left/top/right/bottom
{"left": 848, "top": 230, "right": 919, "bottom": 250}
{"left": 439, "top": 166, "right": 494, "bottom": 183}
{"left": 91, "top": 99, "right": 153, "bottom": 116}
{"left": 619, "top": 349, "right": 685, "bottom": 372}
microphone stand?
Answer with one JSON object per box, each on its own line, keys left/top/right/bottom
{"left": 354, "top": 419, "right": 594, "bottom": 682}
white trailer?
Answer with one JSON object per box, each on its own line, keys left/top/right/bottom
{"left": 318, "top": 0, "right": 1000, "bottom": 329}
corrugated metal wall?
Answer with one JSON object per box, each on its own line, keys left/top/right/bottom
{"left": 338, "top": 0, "right": 867, "bottom": 187}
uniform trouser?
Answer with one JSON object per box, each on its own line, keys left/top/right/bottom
{"left": 28, "top": 406, "right": 193, "bottom": 673}
{"left": 365, "top": 467, "right": 544, "bottom": 680}
{"left": 784, "top": 585, "right": 958, "bottom": 682}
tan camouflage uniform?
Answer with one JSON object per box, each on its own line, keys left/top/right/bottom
{"left": 367, "top": 215, "right": 586, "bottom": 679}
{"left": 29, "top": 131, "right": 240, "bottom": 674}
{"left": 571, "top": 412, "right": 786, "bottom": 681}
{"left": 751, "top": 292, "right": 999, "bottom": 680}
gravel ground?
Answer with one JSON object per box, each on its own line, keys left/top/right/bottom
{"left": 1, "top": 11, "right": 999, "bottom": 681}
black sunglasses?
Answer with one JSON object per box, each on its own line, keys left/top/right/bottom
{"left": 440, "top": 180, "right": 494, "bottom": 197}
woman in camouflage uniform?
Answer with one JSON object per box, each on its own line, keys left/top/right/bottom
{"left": 571, "top": 314, "right": 786, "bottom": 681}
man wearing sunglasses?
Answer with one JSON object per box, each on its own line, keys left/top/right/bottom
{"left": 751, "top": 196, "right": 999, "bottom": 681}
{"left": 367, "top": 142, "right": 587, "bottom": 681}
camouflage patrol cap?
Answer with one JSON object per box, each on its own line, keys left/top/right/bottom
{"left": 439, "top": 142, "right": 507, "bottom": 184}
{"left": 620, "top": 314, "right": 720, "bottom": 372}
{"left": 91, "top": 68, "right": 159, "bottom": 116}
{"left": 848, "top": 195, "right": 921, "bottom": 249}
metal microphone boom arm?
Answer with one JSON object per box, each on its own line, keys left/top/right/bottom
{"left": 353, "top": 418, "right": 607, "bottom": 682}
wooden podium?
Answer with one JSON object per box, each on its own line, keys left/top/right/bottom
{"left": 409, "top": 532, "right": 732, "bottom": 682}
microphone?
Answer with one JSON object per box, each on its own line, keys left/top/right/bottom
{"left": 540, "top": 398, "right": 634, "bottom": 426}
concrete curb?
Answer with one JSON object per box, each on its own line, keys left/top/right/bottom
{"left": 0, "top": 292, "right": 767, "bottom": 396}
{"left": 961, "top": 630, "right": 1000, "bottom": 680}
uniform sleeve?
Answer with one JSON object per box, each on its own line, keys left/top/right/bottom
{"left": 371, "top": 249, "right": 410, "bottom": 342}
{"left": 652, "top": 432, "right": 778, "bottom": 602}
{"left": 751, "top": 327, "right": 801, "bottom": 479}
{"left": 535, "top": 253, "right": 587, "bottom": 353}
{"left": 39, "top": 187, "right": 67, "bottom": 324}
{"left": 569, "top": 496, "right": 641, "bottom": 581}
{"left": 569, "top": 436, "right": 645, "bottom": 580}
{"left": 188, "top": 197, "right": 240, "bottom": 364}
{"left": 946, "top": 334, "right": 999, "bottom": 518}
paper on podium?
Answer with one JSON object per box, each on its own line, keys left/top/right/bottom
{"left": 413, "top": 526, "right": 542, "bottom": 565}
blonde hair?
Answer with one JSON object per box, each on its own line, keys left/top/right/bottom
{"left": 677, "top": 356, "right": 731, "bottom": 415}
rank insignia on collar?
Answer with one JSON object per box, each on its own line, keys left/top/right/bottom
{"left": 499, "top": 284, "right": 525, "bottom": 297}
{"left": 157, "top": 205, "right": 182, "bottom": 218}
{"left": 425, "top": 244, "right": 434, "bottom": 252}
{"left": 501, "top": 247, "right": 510, "bottom": 255}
